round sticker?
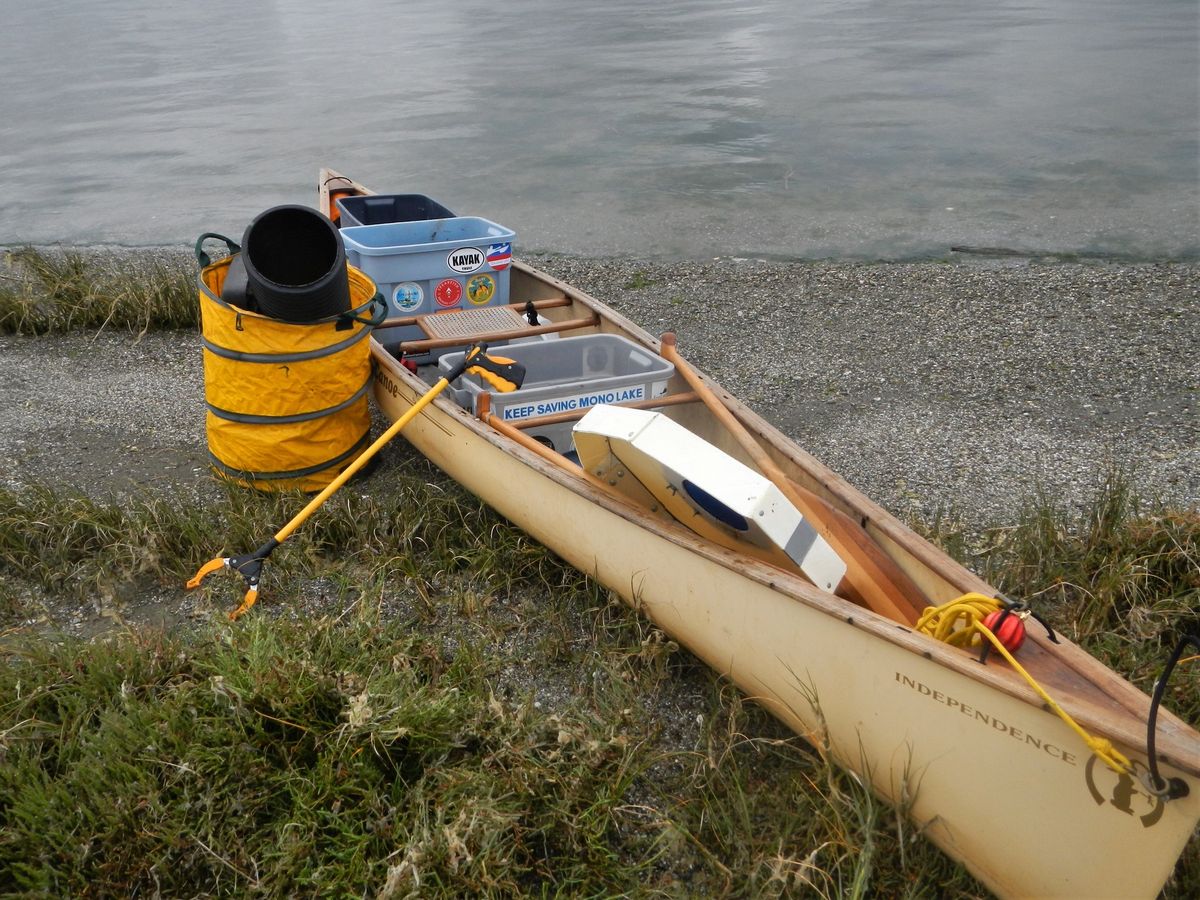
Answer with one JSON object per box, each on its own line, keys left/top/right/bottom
{"left": 434, "top": 278, "right": 463, "bottom": 307}
{"left": 486, "top": 242, "right": 512, "bottom": 271}
{"left": 391, "top": 282, "right": 424, "bottom": 312}
{"left": 466, "top": 273, "right": 496, "bottom": 305}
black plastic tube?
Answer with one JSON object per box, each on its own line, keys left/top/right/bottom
{"left": 241, "top": 205, "right": 350, "bottom": 322}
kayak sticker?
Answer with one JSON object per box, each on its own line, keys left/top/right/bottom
{"left": 446, "top": 247, "right": 485, "bottom": 274}
{"left": 391, "top": 282, "right": 424, "bottom": 312}
{"left": 486, "top": 242, "right": 512, "bottom": 271}
{"left": 434, "top": 278, "right": 463, "bottom": 307}
{"left": 466, "top": 273, "right": 496, "bottom": 305}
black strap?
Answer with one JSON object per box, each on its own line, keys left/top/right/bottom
{"left": 195, "top": 233, "right": 240, "bottom": 268}
{"left": 978, "top": 607, "right": 1014, "bottom": 665}
{"left": 1031, "top": 611, "right": 1058, "bottom": 642}
{"left": 977, "top": 596, "right": 1058, "bottom": 665}
{"left": 336, "top": 292, "right": 388, "bottom": 330}
{"left": 1145, "top": 632, "right": 1199, "bottom": 799}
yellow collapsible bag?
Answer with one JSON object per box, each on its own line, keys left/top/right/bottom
{"left": 197, "top": 237, "right": 386, "bottom": 491}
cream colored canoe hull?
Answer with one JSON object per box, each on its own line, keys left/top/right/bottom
{"left": 372, "top": 356, "right": 1198, "bottom": 900}
{"left": 322, "top": 167, "right": 1198, "bottom": 898}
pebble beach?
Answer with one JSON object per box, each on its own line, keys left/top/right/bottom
{"left": 1, "top": 251, "right": 1196, "bottom": 534}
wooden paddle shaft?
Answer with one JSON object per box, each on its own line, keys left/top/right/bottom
{"left": 477, "top": 394, "right": 614, "bottom": 495}
{"left": 275, "top": 375, "right": 453, "bottom": 543}
{"left": 658, "top": 333, "right": 926, "bottom": 625}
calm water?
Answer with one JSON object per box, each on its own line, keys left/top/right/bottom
{"left": 1, "top": 0, "right": 1196, "bottom": 259}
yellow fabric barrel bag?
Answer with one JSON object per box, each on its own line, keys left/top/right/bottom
{"left": 196, "top": 234, "right": 386, "bottom": 491}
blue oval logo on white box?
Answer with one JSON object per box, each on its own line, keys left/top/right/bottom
{"left": 446, "top": 247, "right": 485, "bottom": 274}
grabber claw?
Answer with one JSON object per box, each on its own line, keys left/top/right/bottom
{"left": 185, "top": 345, "right": 498, "bottom": 621}
{"left": 185, "top": 538, "right": 280, "bottom": 620}
{"left": 228, "top": 586, "right": 260, "bottom": 622}
{"left": 186, "top": 556, "right": 229, "bottom": 590}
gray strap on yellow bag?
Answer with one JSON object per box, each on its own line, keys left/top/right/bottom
{"left": 195, "top": 233, "right": 240, "bottom": 268}
{"left": 336, "top": 293, "right": 388, "bottom": 330}
{"left": 195, "top": 233, "right": 252, "bottom": 308}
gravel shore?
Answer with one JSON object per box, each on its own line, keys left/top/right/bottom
{"left": 1, "top": 252, "right": 1196, "bottom": 533}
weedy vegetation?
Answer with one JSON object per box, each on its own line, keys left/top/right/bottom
{"left": 1, "top": 466, "right": 1197, "bottom": 897}
{"left": 916, "top": 473, "right": 1200, "bottom": 728}
{"left": 622, "top": 271, "right": 657, "bottom": 290}
{"left": 0, "top": 247, "right": 195, "bottom": 335}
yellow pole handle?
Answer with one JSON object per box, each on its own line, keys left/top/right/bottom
{"left": 274, "top": 376, "right": 452, "bottom": 543}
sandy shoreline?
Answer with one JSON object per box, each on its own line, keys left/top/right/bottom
{"left": 1, "top": 251, "right": 1196, "bottom": 533}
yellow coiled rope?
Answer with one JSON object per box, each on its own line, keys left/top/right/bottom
{"left": 917, "top": 593, "right": 1134, "bottom": 775}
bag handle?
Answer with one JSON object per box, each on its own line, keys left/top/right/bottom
{"left": 195, "top": 233, "right": 241, "bottom": 268}
{"left": 336, "top": 292, "right": 388, "bottom": 329}
{"left": 343, "top": 292, "right": 388, "bottom": 328}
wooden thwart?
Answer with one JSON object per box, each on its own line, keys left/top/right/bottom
{"left": 399, "top": 313, "right": 599, "bottom": 354}
{"left": 385, "top": 296, "right": 573, "bottom": 330}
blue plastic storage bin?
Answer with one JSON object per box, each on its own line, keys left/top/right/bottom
{"left": 340, "top": 217, "right": 516, "bottom": 319}
{"left": 335, "top": 194, "right": 456, "bottom": 228}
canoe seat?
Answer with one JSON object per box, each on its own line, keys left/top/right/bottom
{"left": 418, "top": 305, "right": 529, "bottom": 340}
{"left": 396, "top": 299, "right": 600, "bottom": 355}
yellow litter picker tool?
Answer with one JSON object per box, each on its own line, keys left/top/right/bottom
{"left": 188, "top": 344, "right": 525, "bottom": 620}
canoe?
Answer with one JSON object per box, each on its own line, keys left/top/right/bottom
{"left": 318, "top": 169, "right": 1199, "bottom": 899}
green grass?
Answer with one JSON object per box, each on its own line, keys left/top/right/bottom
{"left": 917, "top": 473, "right": 1200, "bottom": 726}
{"left": 1, "top": 472, "right": 1197, "bottom": 896}
{"left": 622, "top": 271, "right": 657, "bottom": 290}
{"left": 0, "top": 618, "right": 644, "bottom": 894}
{"left": 0, "top": 469, "right": 572, "bottom": 615}
{"left": 0, "top": 247, "right": 195, "bottom": 334}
